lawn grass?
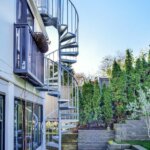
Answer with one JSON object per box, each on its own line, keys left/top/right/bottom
{"left": 119, "top": 141, "right": 150, "bottom": 150}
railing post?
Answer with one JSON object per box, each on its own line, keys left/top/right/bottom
{"left": 58, "top": 0, "right": 62, "bottom": 148}
{"left": 57, "top": 0, "right": 61, "bottom": 24}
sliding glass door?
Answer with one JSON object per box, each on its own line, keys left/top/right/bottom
{"left": 14, "top": 99, "right": 43, "bottom": 150}
{"left": 0, "top": 95, "right": 4, "bottom": 150}
{"left": 25, "top": 102, "right": 33, "bottom": 150}
{"left": 14, "top": 100, "right": 24, "bottom": 150}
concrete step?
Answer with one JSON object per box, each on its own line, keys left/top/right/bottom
{"left": 62, "top": 124, "right": 76, "bottom": 130}
{"left": 46, "top": 141, "right": 59, "bottom": 148}
{"left": 52, "top": 135, "right": 59, "bottom": 142}
{"left": 78, "top": 143, "right": 107, "bottom": 150}
{"left": 61, "top": 119, "right": 79, "bottom": 123}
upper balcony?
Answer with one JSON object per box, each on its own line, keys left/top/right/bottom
{"left": 14, "top": 24, "right": 47, "bottom": 86}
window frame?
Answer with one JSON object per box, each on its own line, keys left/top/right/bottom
{"left": 0, "top": 94, "right": 5, "bottom": 150}
{"left": 16, "top": 0, "right": 34, "bottom": 31}
{"left": 14, "top": 98, "right": 43, "bottom": 150}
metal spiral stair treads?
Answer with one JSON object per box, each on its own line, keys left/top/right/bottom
{"left": 61, "top": 59, "right": 77, "bottom": 64}
{"left": 48, "top": 91, "right": 60, "bottom": 97}
{"left": 60, "top": 51, "right": 79, "bottom": 56}
{"left": 60, "top": 32, "right": 76, "bottom": 43}
{"left": 60, "top": 42, "right": 78, "bottom": 50}
{"left": 59, "top": 24, "right": 68, "bottom": 36}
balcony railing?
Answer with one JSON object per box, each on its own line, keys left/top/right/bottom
{"left": 14, "top": 24, "right": 44, "bottom": 86}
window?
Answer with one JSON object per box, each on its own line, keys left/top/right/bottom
{"left": 33, "top": 105, "right": 43, "bottom": 149}
{"left": 25, "top": 102, "right": 33, "bottom": 150}
{"left": 16, "top": 0, "right": 34, "bottom": 30}
{"left": 0, "top": 95, "right": 5, "bottom": 150}
{"left": 14, "top": 99, "right": 43, "bottom": 150}
{"left": 14, "top": 1, "right": 44, "bottom": 86}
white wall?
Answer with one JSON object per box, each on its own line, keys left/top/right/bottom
{"left": 0, "top": 0, "right": 16, "bottom": 83}
{"left": 0, "top": 0, "right": 47, "bottom": 149}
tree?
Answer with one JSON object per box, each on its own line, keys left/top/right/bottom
{"left": 99, "top": 56, "right": 114, "bottom": 77}
{"left": 111, "top": 60, "right": 127, "bottom": 122}
{"left": 148, "top": 50, "right": 150, "bottom": 64}
{"left": 138, "top": 88, "right": 150, "bottom": 138}
{"left": 81, "top": 81, "right": 94, "bottom": 124}
{"left": 111, "top": 60, "right": 122, "bottom": 78}
{"left": 134, "top": 58, "right": 142, "bottom": 96}
{"left": 101, "top": 85, "right": 113, "bottom": 127}
{"left": 147, "top": 50, "right": 150, "bottom": 85}
{"left": 125, "top": 49, "right": 136, "bottom": 103}
{"left": 141, "top": 54, "right": 148, "bottom": 90}
{"left": 125, "top": 49, "right": 134, "bottom": 74}
{"left": 92, "top": 80, "right": 101, "bottom": 121}
{"left": 79, "top": 88, "right": 84, "bottom": 124}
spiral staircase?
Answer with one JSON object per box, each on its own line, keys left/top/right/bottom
{"left": 35, "top": 0, "right": 79, "bottom": 149}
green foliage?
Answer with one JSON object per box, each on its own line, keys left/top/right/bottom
{"left": 101, "top": 85, "right": 113, "bottom": 126}
{"left": 79, "top": 49, "right": 150, "bottom": 125}
{"left": 79, "top": 88, "right": 84, "bottom": 124}
{"left": 79, "top": 80, "right": 94, "bottom": 124}
{"left": 112, "top": 60, "right": 122, "bottom": 78}
{"left": 125, "top": 49, "right": 134, "bottom": 74}
{"left": 118, "top": 141, "right": 150, "bottom": 149}
{"left": 148, "top": 50, "right": 150, "bottom": 63}
{"left": 92, "top": 80, "right": 101, "bottom": 121}
{"left": 125, "top": 49, "right": 136, "bottom": 103}
{"left": 110, "top": 60, "right": 127, "bottom": 122}
{"left": 138, "top": 88, "right": 150, "bottom": 138}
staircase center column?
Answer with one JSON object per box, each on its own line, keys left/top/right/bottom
{"left": 57, "top": 0, "right": 62, "bottom": 150}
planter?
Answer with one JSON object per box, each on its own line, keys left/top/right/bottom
{"left": 107, "top": 142, "right": 147, "bottom": 150}
{"left": 132, "top": 145, "right": 147, "bottom": 150}
{"left": 33, "top": 32, "right": 49, "bottom": 53}
{"left": 107, "top": 142, "right": 131, "bottom": 150}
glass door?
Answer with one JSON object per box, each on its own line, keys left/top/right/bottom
{"left": 25, "top": 102, "right": 33, "bottom": 150}
{"left": 0, "top": 95, "right": 4, "bottom": 150}
{"left": 14, "top": 100, "right": 24, "bottom": 150}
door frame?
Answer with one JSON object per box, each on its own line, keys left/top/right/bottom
{"left": 0, "top": 94, "right": 5, "bottom": 150}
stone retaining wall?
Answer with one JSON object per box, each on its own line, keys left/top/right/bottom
{"left": 78, "top": 130, "right": 115, "bottom": 150}
{"left": 114, "top": 118, "right": 149, "bottom": 141}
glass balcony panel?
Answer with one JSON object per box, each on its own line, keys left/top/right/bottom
{"left": 14, "top": 24, "right": 44, "bottom": 86}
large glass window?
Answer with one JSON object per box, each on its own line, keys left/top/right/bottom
{"left": 16, "top": 0, "right": 34, "bottom": 30}
{"left": 14, "top": 99, "right": 43, "bottom": 150}
{"left": 33, "top": 105, "right": 43, "bottom": 149}
{"left": 0, "top": 95, "right": 5, "bottom": 150}
{"left": 25, "top": 102, "right": 33, "bottom": 150}
{"left": 14, "top": 100, "right": 24, "bottom": 150}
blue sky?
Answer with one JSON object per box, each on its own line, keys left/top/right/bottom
{"left": 70, "top": 0, "right": 150, "bottom": 75}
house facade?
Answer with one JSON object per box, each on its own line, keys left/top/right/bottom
{"left": 0, "top": 0, "right": 48, "bottom": 149}
{"left": 0, "top": 0, "right": 79, "bottom": 150}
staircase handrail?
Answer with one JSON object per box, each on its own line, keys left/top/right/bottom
{"left": 45, "top": 57, "right": 79, "bottom": 86}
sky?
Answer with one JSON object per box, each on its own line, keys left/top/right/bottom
{"left": 48, "top": 0, "right": 150, "bottom": 75}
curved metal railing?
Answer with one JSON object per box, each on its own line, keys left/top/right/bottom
{"left": 44, "top": 53, "right": 79, "bottom": 121}
{"left": 60, "top": 0, "right": 79, "bottom": 58}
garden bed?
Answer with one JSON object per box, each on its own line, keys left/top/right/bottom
{"left": 119, "top": 141, "right": 150, "bottom": 150}
{"left": 107, "top": 140, "right": 150, "bottom": 150}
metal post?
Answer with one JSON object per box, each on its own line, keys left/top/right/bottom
{"left": 57, "top": 0, "right": 62, "bottom": 149}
